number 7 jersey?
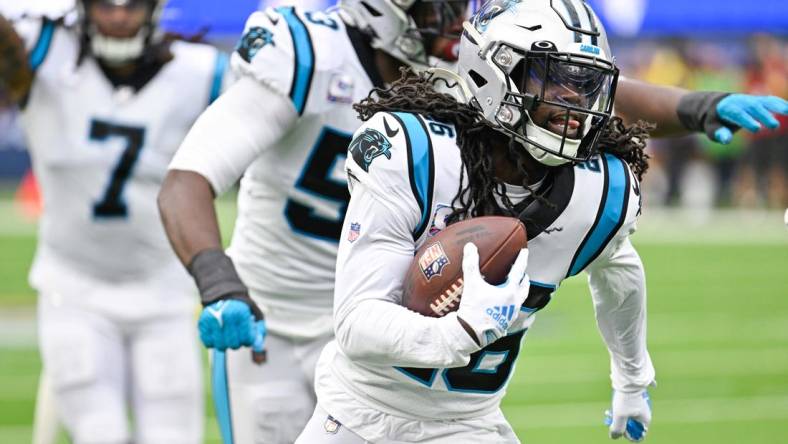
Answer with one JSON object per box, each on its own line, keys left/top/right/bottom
{"left": 16, "top": 17, "right": 227, "bottom": 302}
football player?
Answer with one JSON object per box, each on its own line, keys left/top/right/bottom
{"left": 159, "top": 1, "right": 470, "bottom": 443}
{"left": 0, "top": 1, "right": 231, "bottom": 442}
{"left": 295, "top": 0, "right": 784, "bottom": 442}
{"left": 157, "top": 1, "right": 787, "bottom": 444}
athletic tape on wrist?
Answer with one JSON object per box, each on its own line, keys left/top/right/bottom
{"left": 187, "top": 249, "right": 249, "bottom": 306}
{"left": 676, "top": 91, "right": 730, "bottom": 134}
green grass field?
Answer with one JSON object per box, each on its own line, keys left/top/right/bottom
{"left": 1, "top": 197, "right": 787, "bottom": 443}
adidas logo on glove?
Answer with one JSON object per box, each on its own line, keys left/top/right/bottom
{"left": 486, "top": 304, "right": 516, "bottom": 331}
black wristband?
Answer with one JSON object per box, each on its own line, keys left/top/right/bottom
{"left": 676, "top": 91, "right": 730, "bottom": 136}
{"left": 187, "top": 248, "right": 248, "bottom": 305}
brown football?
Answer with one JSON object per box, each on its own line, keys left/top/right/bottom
{"left": 402, "top": 216, "right": 527, "bottom": 317}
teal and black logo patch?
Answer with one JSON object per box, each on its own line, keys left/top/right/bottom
{"left": 236, "top": 27, "right": 274, "bottom": 62}
{"left": 349, "top": 128, "right": 392, "bottom": 172}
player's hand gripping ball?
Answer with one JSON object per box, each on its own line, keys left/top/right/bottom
{"left": 402, "top": 216, "right": 527, "bottom": 317}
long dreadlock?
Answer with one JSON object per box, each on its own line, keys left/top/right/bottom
{"left": 597, "top": 115, "right": 653, "bottom": 181}
{"left": 354, "top": 69, "right": 653, "bottom": 222}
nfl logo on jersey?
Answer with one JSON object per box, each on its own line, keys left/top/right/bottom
{"left": 418, "top": 243, "right": 450, "bottom": 281}
{"left": 323, "top": 415, "right": 341, "bottom": 434}
{"left": 348, "top": 222, "right": 361, "bottom": 243}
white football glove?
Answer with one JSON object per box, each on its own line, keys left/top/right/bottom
{"left": 457, "top": 243, "right": 530, "bottom": 348}
{"left": 604, "top": 389, "right": 652, "bottom": 442}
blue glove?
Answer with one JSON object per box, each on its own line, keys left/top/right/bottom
{"left": 604, "top": 389, "right": 652, "bottom": 442}
{"left": 714, "top": 95, "right": 788, "bottom": 144}
{"left": 198, "top": 299, "right": 266, "bottom": 353}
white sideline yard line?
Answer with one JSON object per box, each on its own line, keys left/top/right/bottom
{"left": 0, "top": 198, "right": 238, "bottom": 237}
{"left": 507, "top": 394, "right": 788, "bottom": 429}
{"left": 0, "top": 425, "right": 31, "bottom": 441}
{"left": 0, "top": 200, "right": 786, "bottom": 242}
{"left": 632, "top": 207, "right": 788, "bottom": 244}
{"left": 0, "top": 201, "right": 37, "bottom": 236}
{"left": 0, "top": 423, "right": 224, "bottom": 441}
{"left": 529, "top": 312, "right": 788, "bottom": 344}
{"left": 0, "top": 308, "right": 37, "bottom": 347}
{"left": 513, "top": 343, "right": 788, "bottom": 382}
{"left": 0, "top": 421, "right": 223, "bottom": 441}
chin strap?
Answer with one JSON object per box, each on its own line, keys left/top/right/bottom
{"left": 519, "top": 118, "right": 581, "bottom": 167}
{"left": 89, "top": 28, "right": 147, "bottom": 65}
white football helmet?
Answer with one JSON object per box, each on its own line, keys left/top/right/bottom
{"left": 457, "top": 0, "right": 619, "bottom": 166}
{"left": 338, "top": 0, "right": 475, "bottom": 67}
{"left": 77, "top": 0, "right": 167, "bottom": 65}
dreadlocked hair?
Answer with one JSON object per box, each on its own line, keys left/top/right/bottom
{"left": 597, "top": 116, "right": 654, "bottom": 181}
{"left": 355, "top": 68, "right": 541, "bottom": 222}
{"left": 354, "top": 69, "right": 654, "bottom": 224}
{"left": 355, "top": 68, "right": 479, "bottom": 126}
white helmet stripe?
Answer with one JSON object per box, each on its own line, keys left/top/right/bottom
{"left": 556, "top": 0, "right": 601, "bottom": 45}
{"left": 556, "top": 0, "right": 583, "bottom": 43}
{"left": 581, "top": 1, "right": 600, "bottom": 46}
{"left": 571, "top": 0, "right": 592, "bottom": 29}
{"left": 572, "top": 0, "right": 595, "bottom": 44}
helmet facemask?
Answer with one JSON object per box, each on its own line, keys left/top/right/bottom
{"left": 493, "top": 44, "right": 618, "bottom": 165}
{"left": 407, "top": 0, "right": 472, "bottom": 62}
{"left": 458, "top": 0, "right": 620, "bottom": 166}
{"left": 340, "top": 0, "right": 476, "bottom": 67}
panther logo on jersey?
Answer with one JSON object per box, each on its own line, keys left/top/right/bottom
{"left": 236, "top": 27, "right": 275, "bottom": 62}
{"left": 349, "top": 128, "right": 392, "bottom": 172}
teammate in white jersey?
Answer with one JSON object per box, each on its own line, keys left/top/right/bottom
{"left": 155, "top": 1, "right": 788, "bottom": 443}
{"left": 297, "top": 1, "right": 665, "bottom": 442}
{"left": 159, "top": 2, "right": 469, "bottom": 443}
{"left": 0, "top": 1, "right": 230, "bottom": 442}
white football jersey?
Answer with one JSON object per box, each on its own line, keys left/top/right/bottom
{"left": 171, "top": 7, "right": 383, "bottom": 338}
{"left": 17, "top": 18, "right": 228, "bottom": 304}
{"left": 315, "top": 110, "right": 651, "bottom": 439}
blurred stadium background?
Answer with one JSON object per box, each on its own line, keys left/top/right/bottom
{"left": 0, "top": 0, "right": 786, "bottom": 443}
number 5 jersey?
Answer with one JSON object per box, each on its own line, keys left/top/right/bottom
{"left": 168, "top": 7, "right": 383, "bottom": 339}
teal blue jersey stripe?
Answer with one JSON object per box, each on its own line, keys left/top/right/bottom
{"left": 567, "top": 154, "right": 629, "bottom": 276}
{"left": 211, "top": 350, "right": 234, "bottom": 444}
{"left": 29, "top": 19, "right": 55, "bottom": 70}
{"left": 208, "top": 52, "right": 228, "bottom": 104}
{"left": 278, "top": 7, "right": 314, "bottom": 115}
{"left": 392, "top": 112, "right": 434, "bottom": 239}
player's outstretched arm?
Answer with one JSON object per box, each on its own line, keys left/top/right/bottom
{"left": 0, "top": 14, "right": 32, "bottom": 107}
{"left": 615, "top": 77, "right": 788, "bottom": 144}
{"left": 586, "top": 237, "right": 655, "bottom": 442}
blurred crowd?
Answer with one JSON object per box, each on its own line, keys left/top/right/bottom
{"left": 616, "top": 34, "right": 787, "bottom": 209}
{"left": 2, "top": 34, "right": 786, "bottom": 209}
